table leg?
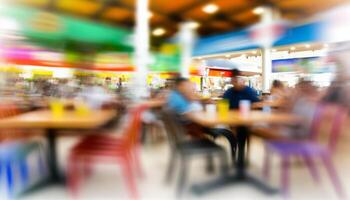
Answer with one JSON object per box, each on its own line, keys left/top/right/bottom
{"left": 47, "top": 128, "right": 62, "bottom": 182}
{"left": 236, "top": 126, "right": 248, "bottom": 178}
{"left": 19, "top": 129, "right": 64, "bottom": 197}
{"left": 192, "top": 126, "right": 278, "bottom": 196}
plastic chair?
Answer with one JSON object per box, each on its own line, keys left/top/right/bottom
{"left": 263, "top": 103, "right": 348, "bottom": 198}
{"left": 67, "top": 105, "right": 148, "bottom": 200}
{"left": 0, "top": 104, "right": 47, "bottom": 199}
{"left": 161, "top": 109, "right": 228, "bottom": 196}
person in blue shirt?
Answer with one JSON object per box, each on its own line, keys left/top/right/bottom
{"left": 167, "top": 77, "right": 237, "bottom": 166}
{"left": 223, "top": 69, "right": 260, "bottom": 109}
{"left": 167, "top": 78, "right": 202, "bottom": 115}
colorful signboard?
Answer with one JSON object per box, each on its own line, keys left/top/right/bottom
{"left": 272, "top": 57, "right": 335, "bottom": 73}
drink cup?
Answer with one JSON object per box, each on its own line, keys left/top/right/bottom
{"left": 239, "top": 100, "right": 251, "bottom": 116}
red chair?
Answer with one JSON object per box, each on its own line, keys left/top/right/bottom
{"left": 67, "top": 105, "right": 148, "bottom": 199}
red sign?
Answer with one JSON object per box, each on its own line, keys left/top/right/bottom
{"left": 208, "top": 68, "right": 232, "bottom": 77}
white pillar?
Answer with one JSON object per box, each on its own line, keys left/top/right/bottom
{"left": 133, "top": 0, "right": 149, "bottom": 98}
{"left": 179, "top": 22, "right": 196, "bottom": 78}
{"left": 259, "top": 7, "right": 275, "bottom": 92}
{"left": 262, "top": 47, "right": 272, "bottom": 92}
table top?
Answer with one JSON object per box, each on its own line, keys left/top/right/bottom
{"left": 190, "top": 110, "right": 302, "bottom": 127}
{"left": 0, "top": 109, "right": 117, "bottom": 129}
{"left": 252, "top": 100, "right": 285, "bottom": 109}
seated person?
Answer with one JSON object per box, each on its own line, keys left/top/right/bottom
{"left": 223, "top": 69, "right": 260, "bottom": 109}
{"left": 167, "top": 77, "right": 237, "bottom": 166}
{"left": 253, "top": 80, "right": 320, "bottom": 140}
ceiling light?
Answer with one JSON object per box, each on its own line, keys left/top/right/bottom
{"left": 251, "top": 50, "right": 257, "bottom": 54}
{"left": 188, "top": 21, "right": 200, "bottom": 29}
{"left": 202, "top": 4, "right": 219, "bottom": 14}
{"left": 253, "top": 6, "right": 265, "bottom": 15}
{"left": 152, "top": 28, "right": 166, "bottom": 36}
{"left": 225, "top": 55, "right": 231, "bottom": 58}
{"left": 290, "top": 46, "right": 296, "bottom": 51}
{"left": 148, "top": 11, "right": 153, "bottom": 19}
{"left": 305, "top": 44, "right": 311, "bottom": 48}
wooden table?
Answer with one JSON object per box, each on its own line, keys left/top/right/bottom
{"left": 252, "top": 100, "right": 285, "bottom": 109}
{"left": 190, "top": 110, "right": 301, "bottom": 195}
{"left": 191, "top": 110, "right": 300, "bottom": 127}
{"left": 0, "top": 110, "right": 117, "bottom": 185}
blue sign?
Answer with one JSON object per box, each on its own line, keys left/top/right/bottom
{"left": 193, "top": 21, "right": 323, "bottom": 56}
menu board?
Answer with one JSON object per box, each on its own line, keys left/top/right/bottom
{"left": 272, "top": 57, "right": 335, "bottom": 73}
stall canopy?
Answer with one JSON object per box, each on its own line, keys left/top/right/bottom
{"left": 194, "top": 21, "right": 323, "bottom": 56}
{"left": 0, "top": 5, "right": 133, "bottom": 52}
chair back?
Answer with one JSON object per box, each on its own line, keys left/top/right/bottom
{"left": 309, "top": 103, "right": 348, "bottom": 153}
{"left": 0, "top": 103, "right": 20, "bottom": 119}
{"left": 160, "top": 109, "right": 188, "bottom": 150}
{"left": 122, "top": 104, "right": 148, "bottom": 149}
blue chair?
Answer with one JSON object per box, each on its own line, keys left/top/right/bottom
{"left": 0, "top": 140, "right": 47, "bottom": 199}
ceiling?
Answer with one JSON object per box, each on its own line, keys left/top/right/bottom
{"left": 6, "top": 0, "right": 349, "bottom": 38}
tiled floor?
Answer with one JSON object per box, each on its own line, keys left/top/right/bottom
{"left": 15, "top": 122, "right": 350, "bottom": 200}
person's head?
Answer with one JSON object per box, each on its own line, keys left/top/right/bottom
{"left": 272, "top": 80, "right": 284, "bottom": 89}
{"left": 230, "top": 69, "right": 245, "bottom": 90}
{"left": 295, "top": 79, "right": 317, "bottom": 96}
{"left": 105, "top": 77, "right": 111, "bottom": 85}
{"left": 174, "top": 77, "right": 197, "bottom": 100}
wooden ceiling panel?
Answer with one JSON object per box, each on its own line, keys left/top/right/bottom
{"left": 149, "top": 14, "right": 170, "bottom": 26}
{"left": 15, "top": 0, "right": 48, "bottom": 7}
{"left": 232, "top": 10, "right": 257, "bottom": 22}
{"left": 208, "top": 20, "right": 233, "bottom": 30}
{"left": 102, "top": 7, "right": 132, "bottom": 21}
{"left": 278, "top": 0, "right": 324, "bottom": 9}
{"left": 214, "top": 0, "right": 248, "bottom": 12}
{"left": 150, "top": 0, "right": 197, "bottom": 13}
{"left": 9, "top": 0, "right": 350, "bottom": 38}
{"left": 182, "top": 6, "right": 213, "bottom": 21}
{"left": 57, "top": 0, "right": 102, "bottom": 15}
{"left": 119, "top": 0, "right": 136, "bottom": 8}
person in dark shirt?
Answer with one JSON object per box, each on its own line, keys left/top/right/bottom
{"left": 223, "top": 69, "right": 260, "bottom": 109}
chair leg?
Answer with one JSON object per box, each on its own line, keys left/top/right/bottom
{"left": 281, "top": 156, "right": 290, "bottom": 198}
{"left": 37, "top": 148, "right": 47, "bottom": 177}
{"left": 82, "top": 157, "right": 93, "bottom": 178}
{"left": 219, "top": 151, "right": 229, "bottom": 176}
{"left": 67, "top": 154, "right": 80, "bottom": 198}
{"left": 245, "top": 136, "right": 250, "bottom": 167}
{"left": 263, "top": 146, "right": 271, "bottom": 181}
{"left": 177, "top": 157, "right": 188, "bottom": 197}
{"left": 133, "top": 146, "right": 144, "bottom": 179}
{"left": 205, "top": 154, "right": 215, "bottom": 174}
{"left": 321, "top": 153, "right": 346, "bottom": 198}
{"left": 19, "top": 159, "right": 29, "bottom": 187}
{"left": 301, "top": 155, "right": 320, "bottom": 183}
{"left": 6, "top": 160, "right": 14, "bottom": 197}
{"left": 122, "top": 154, "right": 139, "bottom": 200}
{"left": 165, "top": 151, "right": 177, "bottom": 183}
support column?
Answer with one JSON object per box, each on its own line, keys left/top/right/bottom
{"left": 258, "top": 7, "right": 276, "bottom": 93}
{"left": 262, "top": 47, "right": 272, "bottom": 92}
{"left": 133, "top": 0, "right": 149, "bottom": 98}
{"left": 179, "top": 22, "right": 196, "bottom": 78}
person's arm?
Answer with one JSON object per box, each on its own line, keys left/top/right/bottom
{"left": 222, "top": 89, "right": 231, "bottom": 100}
{"left": 248, "top": 88, "right": 261, "bottom": 103}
